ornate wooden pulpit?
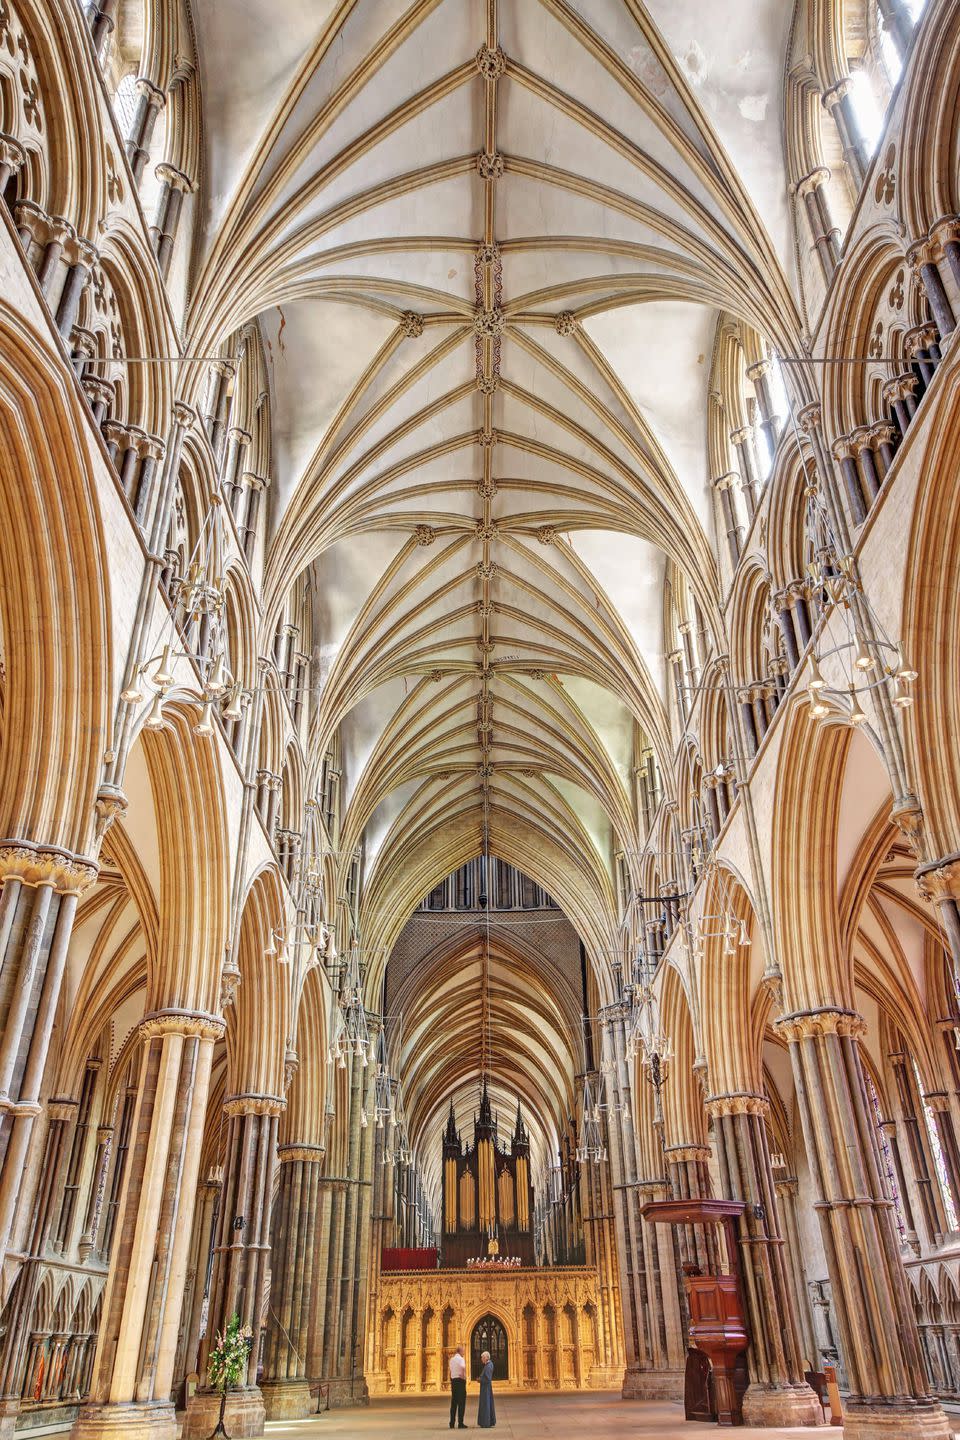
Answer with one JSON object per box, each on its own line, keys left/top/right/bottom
{"left": 641, "top": 1198, "right": 749, "bottom": 1426}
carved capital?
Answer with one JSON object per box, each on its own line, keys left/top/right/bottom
{"left": 705, "top": 1091, "right": 769, "bottom": 1119}
{"left": 797, "top": 402, "right": 822, "bottom": 435}
{"left": 0, "top": 841, "right": 98, "bottom": 894}
{"left": 277, "top": 1143, "right": 326, "bottom": 1164}
{"left": 223, "top": 1092, "right": 286, "bottom": 1118}
{"left": 915, "top": 857, "right": 960, "bottom": 905}
{"left": 140, "top": 1008, "right": 227, "bottom": 1042}
{"left": 663, "top": 1143, "right": 712, "bottom": 1164}
{"left": 774, "top": 1006, "right": 865, "bottom": 1044}
{"left": 795, "top": 166, "right": 831, "bottom": 199}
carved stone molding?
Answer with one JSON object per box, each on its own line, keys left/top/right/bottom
{"left": 277, "top": 1143, "right": 326, "bottom": 1164}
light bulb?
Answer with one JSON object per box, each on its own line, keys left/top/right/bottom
{"left": 151, "top": 644, "right": 176, "bottom": 692}
{"left": 120, "top": 672, "right": 144, "bottom": 705}
{"left": 144, "top": 693, "right": 166, "bottom": 731}
{"left": 808, "top": 657, "right": 827, "bottom": 691}
{"left": 222, "top": 684, "right": 243, "bottom": 722}
{"left": 849, "top": 690, "right": 867, "bottom": 727}
{"left": 854, "top": 639, "right": 875, "bottom": 672}
{"left": 808, "top": 691, "right": 830, "bottom": 719}
{"left": 897, "top": 651, "right": 918, "bottom": 683}
{"left": 194, "top": 699, "right": 215, "bottom": 737}
{"left": 265, "top": 933, "right": 278, "bottom": 957}
{"left": 892, "top": 679, "right": 914, "bottom": 710}
{"left": 206, "top": 652, "right": 227, "bottom": 695}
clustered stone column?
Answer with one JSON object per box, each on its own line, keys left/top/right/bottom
{"left": 183, "top": 1095, "right": 283, "bottom": 1439}
{"left": 74, "top": 1010, "right": 223, "bottom": 1440}
{"left": 0, "top": 844, "right": 98, "bottom": 1271}
{"left": 706, "top": 1093, "right": 821, "bottom": 1427}
{"left": 260, "top": 1143, "right": 326, "bottom": 1418}
{"left": 776, "top": 1007, "right": 952, "bottom": 1440}
{"left": 795, "top": 167, "right": 841, "bottom": 282}
{"left": 600, "top": 1008, "right": 682, "bottom": 1397}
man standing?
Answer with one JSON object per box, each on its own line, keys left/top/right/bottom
{"left": 449, "top": 1344, "right": 467, "bottom": 1428}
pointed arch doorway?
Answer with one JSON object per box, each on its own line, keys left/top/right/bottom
{"left": 470, "top": 1314, "right": 508, "bottom": 1380}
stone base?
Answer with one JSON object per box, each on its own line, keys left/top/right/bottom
{"left": 320, "top": 1377, "right": 369, "bottom": 1410}
{"left": 0, "top": 1398, "right": 19, "bottom": 1440}
{"left": 70, "top": 1401, "right": 177, "bottom": 1440}
{"left": 620, "top": 1366, "right": 685, "bottom": 1402}
{"left": 841, "top": 1398, "right": 954, "bottom": 1440}
{"left": 181, "top": 1388, "right": 265, "bottom": 1440}
{"left": 741, "top": 1382, "right": 824, "bottom": 1427}
{"left": 259, "top": 1380, "right": 313, "bottom": 1421}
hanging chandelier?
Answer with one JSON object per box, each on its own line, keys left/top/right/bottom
{"left": 373, "top": 1029, "right": 397, "bottom": 1128}
{"left": 798, "top": 480, "right": 916, "bottom": 723}
{"left": 685, "top": 860, "right": 752, "bottom": 962}
{"left": 575, "top": 1076, "right": 607, "bottom": 1164}
{"left": 329, "top": 944, "right": 371, "bottom": 1068}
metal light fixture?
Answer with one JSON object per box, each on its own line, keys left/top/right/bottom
{"left": 575, "top": 1076, "right": 607, "bottom": 1165}
{"left": 798, "top": 482, "right": 916, "bottom": 726}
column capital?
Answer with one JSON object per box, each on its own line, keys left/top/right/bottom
{"left": 0, "top": 132, "right": 26, "bottom": 172}
{"left": 821, "top": 76, "right": 853, "bottom": 107}
{"left": 904, "top": 322, "right": 938, "bottom": 357}
{"left": 223, "top": 1092, "right": 286, "bottom": 1118}
{"left": 906, "top": 236, "right": 938, "bottom": 271}
{"left": 662, "top": 1143, "right": 712, "bottom": 1164}
{"left": 704, "top": 1091, "right": 769, "bottom": 1118}
{"left": 140, "top": 1008, "right": 226, "bottom": 1041}
{"left": 915, "top": 855, "right": 960, "bottom": 904}
{"left": 774, "top": 1005, "right": 865, "bottom": 1043}
{"left": 831, "top": 433, "right": 855, "bottom": 462}
{"left": 277, "top": 1143, "right": 326, "bottom": 1164}
{"left": 155, "top": 162, "right": 195, "bottom": 194}
{"left": 797, "top": 402, "right": 822, "bottom": 434}
{"left": 931, "top": 215, "right": 960, "bottom": 251}
{"left": 134, "top": 77, "right": 167, "bottom": 108}
{"left": 794, "top": 166, "right": 831, "bottom": 198}
{"left": 0, "top": 839, "right": 98, "bottom": 894}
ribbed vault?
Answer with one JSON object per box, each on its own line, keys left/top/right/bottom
{"left": 183, "top": 0, "right": 802, "bottom": 966}
{"left": 385, "top": 909, "right": 587, "bottom": 1212}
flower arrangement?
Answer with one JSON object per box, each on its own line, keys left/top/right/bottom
{"left": 206, "top": 1314, "right": 253, "bottom": 1439}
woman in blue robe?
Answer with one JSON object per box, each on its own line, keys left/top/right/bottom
{"left": 477, "top": 1351, "right": 496, "bottom": 1428}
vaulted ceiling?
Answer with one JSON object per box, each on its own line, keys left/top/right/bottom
{"left": 187, "top": 0, "right": 804, "bottom": 931}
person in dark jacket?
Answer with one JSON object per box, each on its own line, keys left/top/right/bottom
{"left": 477, "top": 1350, "right": 496, "bottom": 1429}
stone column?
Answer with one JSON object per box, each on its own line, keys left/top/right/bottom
{"left": 796, "top": 168, "right": 840, "bottom": 282}
{"left": 125, "top": 81, "right": 166, "bottom": 185}
{"left": 822, "top": 79, "right": 869, "bottom": 191}
{"left": 260, "top": 1144, "right": 325, "bottom": 1419}
{"left": 183, "top": 1095, "right": 283, "bottom": 1440}
{"left": 706, "top": 1093, "right": 821, "bottom": 1427}
{"left": 173, "top": 1169, "right": 222, "bottom": 1401}
{"left": 712, "top": 472, "right": 743, "bottom": 570}
{"left": 774, "top": 1175, "right": 819, "bottom": 1370}
{"left": 730, "top": 427, "right": 759, "bottom": 514}
{"left": 72, "top": 1010, "right": 222, "bottom": 1440}
{"left": 916, "top": 859, "right": 960, "bottom": 988}
{"left": 150, "top": 166, "right": 193, "bottom": 281}
{"left": 908, "top": 240, "right": 956, "bottom": 340}
{"left": 55, "top": 238, "right": 98, "bottom": 341}
{"left": 747, "top": 357, "right": 782, "bottom": 458}
{"left": 0, "top": 844, "right": 97, "bottom": 1272}
{"left": 851, "top": 427, "right": 882, "bottom": 506}
{"left": 775, "top": 1007, "right": 952, "bottom": 1440}
{"left": 601, "top": 1008, "right": 682, "bottom": 1398}
{"left": 832, "top": 435, "right": 868, "bottom": 527}
{"left": 206, "top": 362, "right": 235, "bottom": 468}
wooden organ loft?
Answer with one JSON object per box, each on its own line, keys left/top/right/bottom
{"left": 441, "top": 1082, "right": 535, "bottom": 1266}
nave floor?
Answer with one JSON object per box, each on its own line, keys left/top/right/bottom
{"left": 265, "top": 1391, "right": 846, "bottom": 1437}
